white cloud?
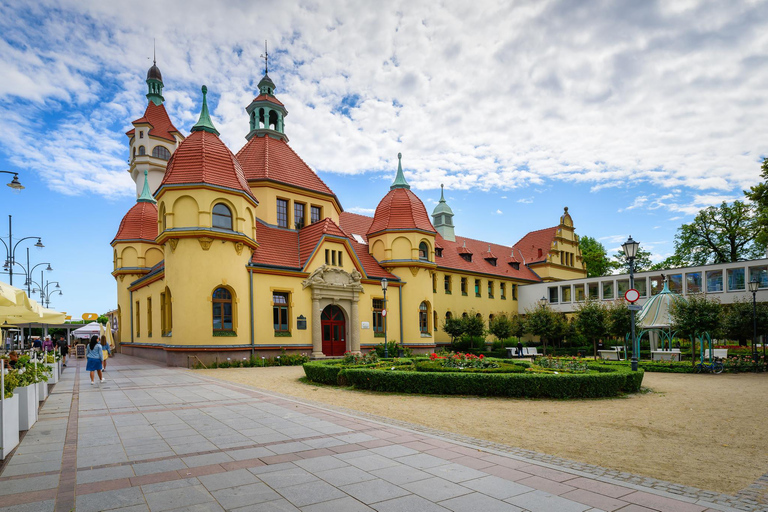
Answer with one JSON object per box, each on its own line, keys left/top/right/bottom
{"left": 496, "top": 209, "right": 503, "bottom": 214}
{"left": 517, "top": 196, "right": 534, "bottom": 204}
{"left": 2, "top": 1, "right": 768, "bottom": 199}
{"left": 346, "top": 206, "right": 375, "bottom": 215}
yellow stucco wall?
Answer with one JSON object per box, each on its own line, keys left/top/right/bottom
{"left": 248, "top": 184, "right": 340, "bottom": 228}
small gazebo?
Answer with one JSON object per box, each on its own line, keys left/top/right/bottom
{"left": 635, "top": 279, "right": 685, "bottom": 355}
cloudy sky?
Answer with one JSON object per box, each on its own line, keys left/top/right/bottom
{"left": 1, "top": 0, "right": 767, "bottom": 317}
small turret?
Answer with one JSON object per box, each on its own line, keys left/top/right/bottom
{"left": 431, "top": 184, "right": 455, "bottom": 242}
{"left": 146, "top": 55, "right": 164, "bottom": 106}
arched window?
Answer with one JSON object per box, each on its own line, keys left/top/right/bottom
{"left": 138, "top": 146, "right": 146, "bottom": 156}
{"left": 419, "top": 242, "right": 429, "bottom": 260}
{"left": 161, "top": 287, "right": 173, "bottom": 336}
{"left": 212, "top": 203, "right": 233, "bottom": 230}
{"left": 433, "top": 311, "right": 437, "bottom": 332}
{"left": 160, "top": 203, "right": 167, "bottom": 231}
{"left": 445, "top": 311, "right": 452, "bottom": 321}
{"left": 152, "top": 146, "right": 171, "bottom": 160}
{"left": 212, "top": 287, "right": 233, "bottom": 331}
{"left": 419, "top": 301, "right": 430, "bottom": 334}
{"left": 489, "top": 314, "right": 495, "bottom": 325}
{"left": 462, "top": 312, "right": 468, "bottom": 319}
{"left": 133, "top": 147, "right": 136, "bottom": 159}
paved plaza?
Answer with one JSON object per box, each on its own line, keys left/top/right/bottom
{"left": 0, "top": 355, "right": 762, "bottom": 512}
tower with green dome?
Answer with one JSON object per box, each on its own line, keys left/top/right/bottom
{"left": 432, "top": 184, "right": 455, "bottom": 241}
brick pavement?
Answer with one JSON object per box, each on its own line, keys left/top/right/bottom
{"left": 0, "top": 354, "right": 763, "bottom": 512}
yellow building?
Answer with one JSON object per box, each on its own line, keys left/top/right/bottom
{"left": 112, "top": 62, "right": 587, "bottom": 366}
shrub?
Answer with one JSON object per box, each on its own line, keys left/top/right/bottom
{"left": 302, "top": 360, "right": 345, "bottom": 385}
{"left": 373, "top": 341, "right": 412, "bottom": 358}
{"left": 415, "top": 360, "right": 526, "bottom": 374}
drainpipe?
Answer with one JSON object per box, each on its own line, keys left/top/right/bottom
{"left": 398, "top": 283, "right": 404, "bottom": 346}
{"left": 249, "top": 268, "right": 255, "bottom": 359}
{"left": 129, "top": 290, "right": 134, "bottom": 343}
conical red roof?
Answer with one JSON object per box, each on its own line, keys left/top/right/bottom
{"left": 159, "top": 130, "right": 257, "bottom": 203}
{"left": 367, "top": 188, "right": 436, "bottom": 236}
{"left": 112, "top": 202, "right": 158, "bottom": 244}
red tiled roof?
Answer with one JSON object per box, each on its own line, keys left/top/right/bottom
{"left": 252, "top": 94, "right": 284, "bottom": 107}
{"left": 251, "top": 220, "right": 300, "bottom": 268}
{"left": 299, "top": 218, "right": 347, "bottom": 265}
{"left": 160, "top": 130, "right": 257, "bottom": 203}
{"left": 339, "top": 212, "right": 374, "bottom": 242}
{"left": 368, "top": 188, "right": 436, "bottom": 236}
{"left": 457, "top": 244, "right": 472, "bottom": 255}
{"left": 112, "top": 202, "right": 158, "bottom": 244}
{"left": 348, "top": 240, "right": 397, "bottom": 280}
{"left": 236, "top": 136, "right": 337, "bottom": 199}
{"left": 513, "top": 226, "right": 558, "bottom": 264}
{"left": 437, "top": 234, "right": 541, "bottom": 281}
{"left": 127, "top": 102, "right": 181, "bottom": 142}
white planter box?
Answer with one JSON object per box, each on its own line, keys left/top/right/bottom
{"left": 45, "top": 363, "right": 58, "bottom": 384}
{"left": 14, "top": 384, "right": 37, "bottom": 431}
{"left": 37, "top": 380, "right": 48, "bottom": 401}
{"left": 0, "top": 393, "right": 20, "bottom": 459}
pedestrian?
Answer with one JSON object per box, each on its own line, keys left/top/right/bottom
{"left": 43, "top": 335, "right": 54, "bottom": 352}
{"left": 58, "top": 336, "right": 69, "bottom": 367}
{"left": 32, "top": 337, "right": 42, "bottom": 351}
{"left": 2, "top": 351, "right": 19, "bottom": 369}
{"left": 101, "top": 335, "right": 111, "bottom": 371}
{"left": 516, "top": 340, "right": 524, "bottom": 357}
{"left": 86, "top": 335, "right": 105, "bottom": 385}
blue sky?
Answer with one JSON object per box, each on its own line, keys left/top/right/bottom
{"left": 1, "top": 0, "right": 767, "bottom": 318}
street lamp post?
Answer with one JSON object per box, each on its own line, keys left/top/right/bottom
{"left": 0, "top": 215, "right": 44, "bottom": 286}
{"left": 381, "top": 278, "right": 388, "bottom": 358}
{"left": 8, "top": 247, "right": 52, "bottom": 296}
{"left": 622, "top": 236, "right": 640, "bottom": 372}
{"left": 0, "top": 171, "right": 24, "bottom": 191}
{"left": 749, "top": 278, "right": 759, "bottom": 364}
{"left": 32, "top": 278, "right": 61, "bottom": 308}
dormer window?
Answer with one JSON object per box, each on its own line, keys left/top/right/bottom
{"left": 510, "top": 262, "right": 520, "bottom": 270}
{"left": 460, "top": 253, "right": 472, "bottom": 262}
{"left": 486, "top": 257, "right": 497, "bottom": 267}
{"left": 435, "top": 248, "right": 443, "bottom": 257}
{"left": 419, "top": 242, "right": 429, "bottom": 260}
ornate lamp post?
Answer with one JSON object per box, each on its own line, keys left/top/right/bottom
{"left": 622, "top": 236, "right": 640, "bottom": 372}
{"left": 749, "top": 278, "right": 759, "bottom": 364}
{"left": 32, "top": 279, "right": 61, "bottom": 308}
{"left": 0, "top": 215, "right": 44, "bottom": 286}
{"left": 381, "top": 278, "right": 388, "bottom": 358}
{"left": 0, "top": 171, "right": 24, "bottom": 191}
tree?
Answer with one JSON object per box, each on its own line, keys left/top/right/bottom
{"left": 442, "top": 317, "right": 464, "bottom": 343}
{"left": 669, "top": 295, "right": 721, "bottom": 340}
{"left": 612, "top": 248, "right": 653, "bottom": 273}
{"left": 574, "top": 300, "right": 607, "bottom": 358}
{"left": 579, "top": 236, "right": 613, "bottom": 277}
{"left": 650, "top": 254, "right": 686, "bottom": 271}
{"left": 744, "top": 157, "right": 768, "bottom": 247}
{"left": 605, "top": 300, "right": 631, "bottom": 342}
{"left": 523, "top": 303, "right": 566, "bottom": 355}
{"left": 509, "top": 315, "right": 526, "bottom": 339}
{"left": 488, "top": 314, "right": 514, "bottom": 341}
{"left": 721, "top": 298, "right": 768, "bottom": 346}
{"left": 672, "top": 201, "right": 762, "bottom": 266}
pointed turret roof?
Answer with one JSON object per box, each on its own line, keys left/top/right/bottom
{"left": 432, "top": 184, "right": 454, "bottom": 216}
{"left": 137, "top": 170, "right": 156, "bottom": 204}
{"left": 390, "top": 153, "right": 410, "bottom": 190}
{"left": 191, "top": 85, "right": 220, "bottom": 136}
{"left": 369, "top": 154, "right": 435, "bottom": 236}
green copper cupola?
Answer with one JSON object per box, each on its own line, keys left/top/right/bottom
{"left": 390, "top": 153, "right": 411, "bottom": 190}
{"left": 137, "top": 170, "right": 156, "bottom": 204}
{"left": 432, "top": 184, "right": 455, "bottom": 241}
{"left": 146, "top": 57, "right": 164, "bottom": 106}
{"left": 191, "top": 85, "right": 220, "bottom": 136}
{"left": 245, "top": 71, "right": 288, "bottom": 141}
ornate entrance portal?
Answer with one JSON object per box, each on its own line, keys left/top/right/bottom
{"left": 321, "top": 305, "right": 346, "bottom": 356}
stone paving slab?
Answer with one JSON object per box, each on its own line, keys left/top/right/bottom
{"left": 0, "top": 355, "right": 764, "bottom": 512}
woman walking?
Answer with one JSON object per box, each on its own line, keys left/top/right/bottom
{"left": 101, "top": 335, "right": 111, "bottom": 371}
{"left": 86, "top": 335, "right": 105, "bottom": 385}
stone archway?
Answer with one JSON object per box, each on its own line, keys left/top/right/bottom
{"left": 303, "top": 265, "right": 364, "bottom": 358}
{"left": 321, "top": 305, "right": 346, "bottom": 356}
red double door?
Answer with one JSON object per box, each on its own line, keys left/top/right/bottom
{"left": 321, "top": 305, "right": 346, "bottom": 356}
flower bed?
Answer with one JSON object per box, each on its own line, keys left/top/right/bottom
{"left": 303, "top": 356, "right": 643, "bottom": 398}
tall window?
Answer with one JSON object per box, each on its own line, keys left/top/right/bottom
{"left": 419, "top": 242, "right": 429, "bottom": 260}
{"left": 273, "top": 292, "right": 290, "bottom": 332}
{"left": 419, "top": 301, "right": 430, "bottom": 334}
{"left": 294, "top": 202, "right": 306, "bottom": 229}
{"left": 474, "top": 279, "right": 481, "bottom": 297}
{"left": 432, "top": 274, "right": 437, "bottom": 293}
{"left": 461, "top": 277, "right": 468, "bottom": 295}
{"left": 500, "top": 283, "right": 506, "bottom": 300}
{"left": 212, "top": 287, "right": 233, "bottom": 331}
{"left": 372, "top": 298, "right": 384, "bottom": 335}
{"left": 135, "top": 300, "right": 140, "bottom": 336}
{"left": 147, "top": 298, "right": 153, "bottom": 337}
{"left": 444, "top": 275, "right": 452, "bottom": 294}
{"left": 139, "top": 131, "right": 144, "bottom": 139}
{"left": 138, "top": 145, "right": 146, "bottom": 156}
{"left": 160, "top": 288, "right": 173, "bottom": 336}
{"left": 310, "top": 205, "right": 322, "bottom": 224}
{"left": 488, "top": 281, "right": 494, "bottom": 299}
{"left": 276, "top": 199, "right": 288, "bottom": 228}
{"left": 212, "top": 203, "right": 233, "bottom": 230}
{"left": 152, "top": 146, "right": 171, "bottom": 160}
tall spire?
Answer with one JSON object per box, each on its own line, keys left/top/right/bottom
{"left": 390, "top": 153, "right": 411, "bottom": 190}
{"left": 261, "top": 40, "right": 269, "bottom": 74}
{"left": 137, "top": 170, "right": 156, "bottom": 204}
{"left": 191, "top": 85, "right": 220, "bottom": 136}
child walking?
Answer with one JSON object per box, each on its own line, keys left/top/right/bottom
{"left": 86, "top": 335, "right": 105, "bottom": 385}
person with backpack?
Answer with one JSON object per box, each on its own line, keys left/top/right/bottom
{"left": 86, "top": 335, "right": 105, "bottom": 385}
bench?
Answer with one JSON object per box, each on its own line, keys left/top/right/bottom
{"left": 598, "top": 348, "right": 622, "bottom": 361}
{"left": 505, "top": 347, "right": 540, "bottom": 358}
{"left": 651, "top": 350, "right": 681, "bottom": 362}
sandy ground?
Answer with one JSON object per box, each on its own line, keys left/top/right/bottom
{"left": 196, "top": 366, "right": 768, "bottom": 495}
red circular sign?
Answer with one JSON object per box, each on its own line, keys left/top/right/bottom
{"left": 625, "top": 289, "right": 640, "bottom": 303}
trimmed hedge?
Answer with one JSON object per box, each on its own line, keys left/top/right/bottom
{"left": 596, "top": 360, "right": 695, "bottom": 373}
{"left": 414, "top": 360, "right": 527, "bottom": 374}
{"left": 303, "top": 360, "right": 643, "bottom": 398}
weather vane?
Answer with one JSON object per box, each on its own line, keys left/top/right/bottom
{"left": 260, "top": 40, "right": 268, "bottom": 74}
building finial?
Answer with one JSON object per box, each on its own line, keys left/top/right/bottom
{"left": 191, "top": 85, "right": 220, "bottom": 135}
{"left": 440, "top": 184, "right": 446, "bottom": 202}
{"left": 153, "top": 38, "right": 156, "bottom": 65}
{"left": 390, "top": 152, "right": 411, "bottom": 190}
{"left": 137, "top": 170, "right": 156, "bottom": 204}
{"left": 261, "top": 40, "right": 269, "bottom": 74}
